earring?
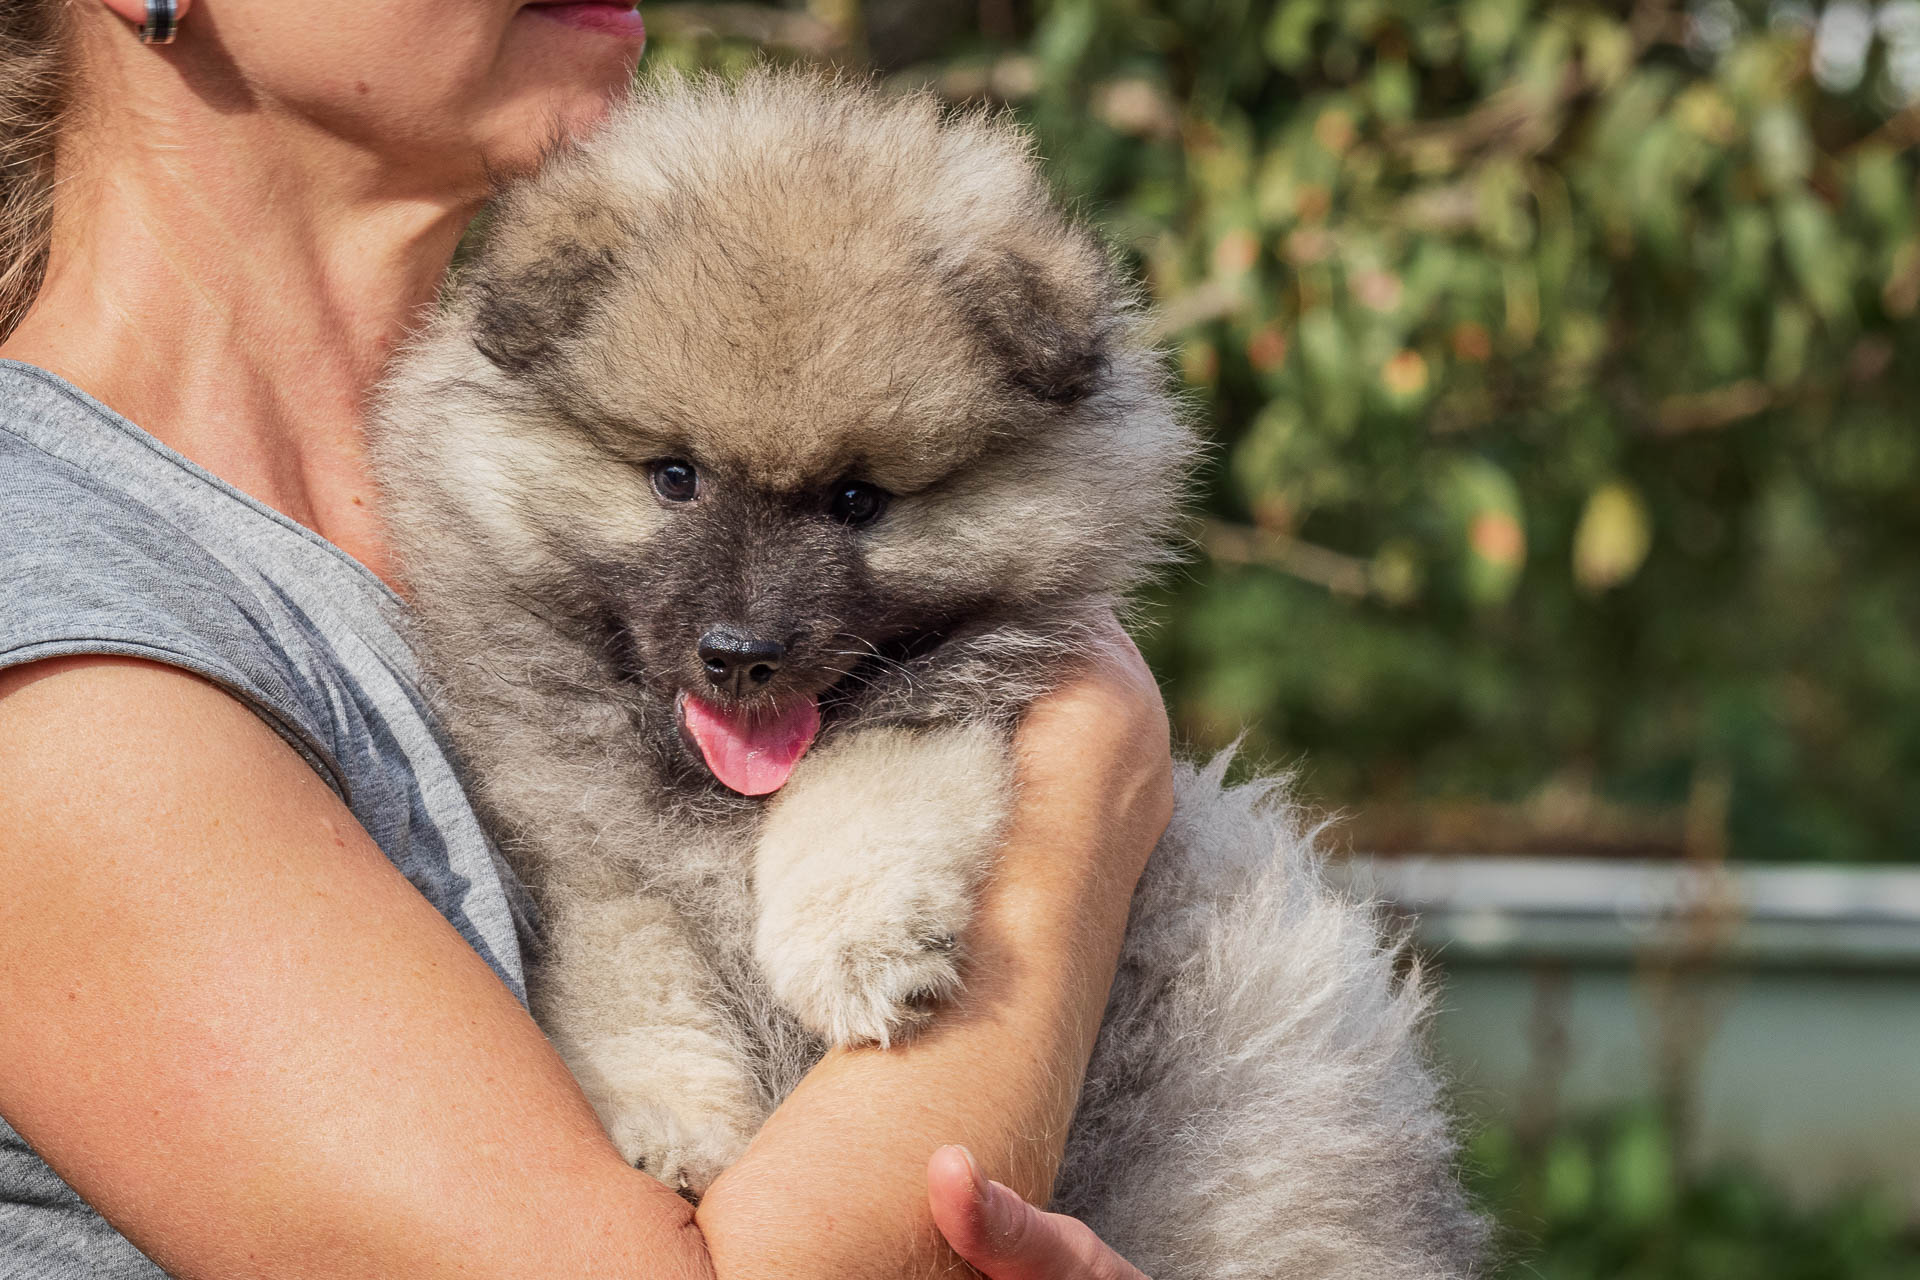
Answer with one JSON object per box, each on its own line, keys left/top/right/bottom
{"left": 138, "top": 0, "right": 179, "bottom": 45}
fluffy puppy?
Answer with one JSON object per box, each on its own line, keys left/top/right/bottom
{"left": 371, "top": 69, "right": 1484, "bottom": 1279}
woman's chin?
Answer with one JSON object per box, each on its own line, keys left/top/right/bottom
{"left": 474, "top": 94, "right": 620, "bottom": 179}
{"left": 478, "top": 44, "right": 641, "bottom": 176}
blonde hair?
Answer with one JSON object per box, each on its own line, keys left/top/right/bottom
{"left": 0, "top": 1, "right": 70, "bottom": 340}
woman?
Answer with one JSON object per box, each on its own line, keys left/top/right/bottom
{"left": 0, "top": 1, "right": 1169, "bottom": 1276}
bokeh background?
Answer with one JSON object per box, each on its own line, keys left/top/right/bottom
{"left": 636, "top": 2, "right": 1920, "bottom": 1273}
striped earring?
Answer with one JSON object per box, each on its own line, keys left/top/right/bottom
{"left": 138, "top": 0, "right": 179, "bottom": 45}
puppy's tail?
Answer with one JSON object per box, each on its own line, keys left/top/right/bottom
{"left": 1053, "top": 755, "right": 1487, "bottom": 1280}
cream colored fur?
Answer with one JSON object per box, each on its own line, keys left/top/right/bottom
{"left": 755, "top": 723, "right": 1011, "bottom": 1047}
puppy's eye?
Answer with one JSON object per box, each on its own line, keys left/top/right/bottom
{"left": 650, "top": 460, "right": 699, "bottom": 503}
{"left": 829, "top": 481, "right": 888, "bottom": 526}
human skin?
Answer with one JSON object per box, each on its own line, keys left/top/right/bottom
{"left": 0, "top": 1, "right": 1172, "bottom": 1277}
{"left": 928, "top": 1145, "right": 1153, "bottom": 1280}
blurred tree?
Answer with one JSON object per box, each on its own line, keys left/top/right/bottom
{"left": 642, "top": 0, "right": 1920, "bottom": 862}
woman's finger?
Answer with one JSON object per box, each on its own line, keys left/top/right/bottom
{"left": 928, "top": 1145, "right": 1151, "bottom": 1280}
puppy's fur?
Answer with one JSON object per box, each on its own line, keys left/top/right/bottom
{"left": 371, "top": 70, "right": 1485, "bottom": 1278}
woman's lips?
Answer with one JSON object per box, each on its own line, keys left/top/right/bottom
{"left": 525, "top": 2, "right": 646, "bottom": 39}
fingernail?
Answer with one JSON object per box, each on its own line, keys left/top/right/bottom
{"left": 956, "top": 1144, "right": 988, "bottom": 1194}
{"left": 981, "top": 1178, "right": 1023, "bottom": 1240}
{"left": 955, "top": 1147, "right": 1017, "bottom": 1238}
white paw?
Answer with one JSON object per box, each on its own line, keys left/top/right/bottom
{"left": 606, "top": 1098, "right": 751, "bottom": 1199}
{"left": 760, "top": 901, "right": 966, "bottom": 1047}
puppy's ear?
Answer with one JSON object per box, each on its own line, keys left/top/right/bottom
{"left": 469, "top": 240, "right": 619, "bottom": 376}
{"left": 946, "top": 237, "right": 1117, "bottom": 407}
{"left": 466, "top": 167, "right": 631, "bottom": 376}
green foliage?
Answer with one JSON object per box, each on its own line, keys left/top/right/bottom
{"left": 1468, "top": 1108, "right": 1920, "bottom": 1278}
{"left": 644, "top": 0, "right": 1920, "bottom": 860}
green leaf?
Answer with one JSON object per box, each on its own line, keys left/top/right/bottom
{"left": 1752, "top": 104, "right": 1813, "bottom": 191}
{"left": 1263, "top": 0, "right": 1323, "bottom": 73}
{"left": 1777, "top": 193, "right": 1854, "bottom": 325}
{"left": 1604, "top": 1113, "right": 1676, "bottom": 1227}
{"left": 1033, "top": 0, "right": 1097, "bottom": 77}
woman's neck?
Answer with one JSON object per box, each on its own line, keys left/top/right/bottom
{"left": 0, "top": 73, "right": 482, "bottom": 589}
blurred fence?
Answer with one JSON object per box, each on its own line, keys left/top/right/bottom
{"left": 1342, "top": 855, "right": 1920, "bottom": 1213}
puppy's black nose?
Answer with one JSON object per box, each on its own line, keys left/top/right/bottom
{"left": 697, "top": 628, "right": 785, "bottom": 695}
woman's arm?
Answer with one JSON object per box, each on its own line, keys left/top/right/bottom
{"left": 0, "top": 639, "right": 1169, "bottom": 1279}
{"left": 0, "top": 656, "right": 710, "bottom": 1280}
{"left": 696, "top": 627, "right": 1172, "bottom": 1278}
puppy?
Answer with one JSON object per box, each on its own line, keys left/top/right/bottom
{"left": 371, "top": 69, "right": 1484, "bottom": 1279}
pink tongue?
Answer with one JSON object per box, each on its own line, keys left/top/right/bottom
{"left": 680, "top": 694, "right": 821, "bottom": 796}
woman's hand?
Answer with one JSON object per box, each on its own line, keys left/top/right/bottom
{"left": 927, "top": 1145, "right": 1151, "bottom": 1280}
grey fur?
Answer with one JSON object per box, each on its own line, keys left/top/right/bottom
{"left": 370, "top": 68, "right": 1485, "bottom": 1278}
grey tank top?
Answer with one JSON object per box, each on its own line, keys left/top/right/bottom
{"left": 0, "top": 359, "right": 538, "bottom": 1277}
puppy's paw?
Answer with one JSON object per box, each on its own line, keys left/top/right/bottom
{"left": 606, "top": 1097, "right": 752, "bottom": 1200}
{"left": 760, "top": 900, "right": 966, "bottom": 1047}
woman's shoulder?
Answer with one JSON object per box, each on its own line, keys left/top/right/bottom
{"left": 0, "top": 417, "right": 354, "bottom": 788}
{"left": 0, "top": 361, "right": 379, "bottom": 754}
{"left": 1, "top": 420, "right": 267, "bottom": 658}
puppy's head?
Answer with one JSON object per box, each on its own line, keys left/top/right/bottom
{"left": 381, "top": 70, "right": 1191, "bottom": 798}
